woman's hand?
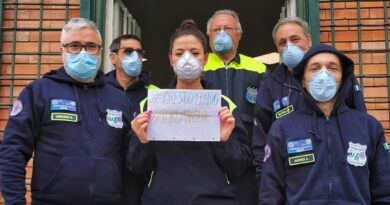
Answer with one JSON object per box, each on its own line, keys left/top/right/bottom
{"left": 219, "top": 106, "right": 235, "bottom": 142}
{"left": 131, "top": 111, "right": 151, "bottom": 144}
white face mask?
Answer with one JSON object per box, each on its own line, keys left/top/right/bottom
{"left": 173, "top": 51, "right": 203, "bottom": 82}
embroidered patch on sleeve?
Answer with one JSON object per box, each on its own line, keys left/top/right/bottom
{"left": 354, "top": 84, "right": 361, "bottom": 91}
{"left": 10, "top": 100, "right": 23, "bottom": 116}
{"left": 263, "top": 144, "right": 271, "bottom": 162}
{"left": 383, "top": 143, "right": 389, "bottom": 151}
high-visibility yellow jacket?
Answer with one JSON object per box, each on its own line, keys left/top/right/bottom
{"left": 203, "top": 52, "right": 267, "bottom": 136}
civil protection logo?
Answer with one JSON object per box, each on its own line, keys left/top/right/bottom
{"left": 246, "top": 86, "right": 257, "bottom": 104}
{"left": 106, "top": 109, "right": 123, "bottom": 128}
{"left": 347, "top": 142, "right": 367, "bottom": 167}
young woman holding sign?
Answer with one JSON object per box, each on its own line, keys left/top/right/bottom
{"left": 128, "top": 19, "right": 250, "bottom": 205}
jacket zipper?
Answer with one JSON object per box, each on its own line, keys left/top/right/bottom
{"left": 90, "top": 159, "right": 95, "bottom": 195}
{"left": 83, "top": 85, "right": 95, "bottom": 197}
{"left": 224, "top": 63, "right": 229, "bottom": 97}
{"left": 326, "top": 116, "right": 332, "bottom": 203}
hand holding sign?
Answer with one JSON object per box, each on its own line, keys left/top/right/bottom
{"left": 219, "top": 106, "right": 235, "bottom": 142}
{"left": 147, "top": 89, "right": 221, "bottom": 141}
{"left": 131, "top": 111, "right": 151, "bottom": 144}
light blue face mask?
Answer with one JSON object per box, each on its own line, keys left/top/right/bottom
{"left": 213, "top": 30, "right": 233, "bottom": 53}
{"left": 65, "top": 50, "right": 99, "bottom": 81}
{"left": 308, "top": 67, "right": 337, "bottom": 102}
{"left": 122, "top": 51, "right": 142, "bottom": 77}
{"left": 281, "top": 42, "right": 305, "bottom": 69}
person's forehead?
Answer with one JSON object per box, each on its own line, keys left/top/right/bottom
{"left": 173, "top": 35, "right": 203, "bottom": 50}
{"left": 276, "top": 23, "right": 305, "bottom": 38}
{"left": 307, "top": 52, "right": 340, "bottom": 65}
{"left": 64, "top": 28, "right": 100, "bottom": 43}
{"left": 120, "top": 38, "right": 141, "bottom": 48}
{"left": 211, "top": 14, "right": 238, "bottom": 27}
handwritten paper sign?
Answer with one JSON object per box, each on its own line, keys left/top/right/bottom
{"left": 147, "top": 89, "right": 221, "bottom": 141}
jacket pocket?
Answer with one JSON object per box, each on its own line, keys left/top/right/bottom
{"left": 94, "top": 158, "right": 121, "bottom": 195}
{"left": 32, "top": 156, "right": 90, "bottom": 194}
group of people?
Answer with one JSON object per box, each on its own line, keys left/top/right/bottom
{"left": 0, "top": 8, "right": 389, "bottom": 205}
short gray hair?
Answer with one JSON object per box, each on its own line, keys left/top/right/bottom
{"left": 272, "top": 17, "right": 310, "bottom": 45}
{"left": 60, "top": 17, "right": 102, "bottom": 45}
{"left": 206, "top": 9, "right": 243, "bottom": 36}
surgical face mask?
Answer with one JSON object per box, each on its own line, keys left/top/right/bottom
{"left": 281, "top": 42, "right": 305, "bottom": 69}
{"left": 122, "top": 51, "right": 142, "bottom": 77}
{"left": 213, "top": 30, "right": 233, "bottom": 53}
{"left": 307, "top": 67, "right": 337, "bottom": 102}
{"left": 64, "top": 50, "right": 100, "bottom": 81}
{"left": 173, "top": 51, "right": 203, "bottom": 82}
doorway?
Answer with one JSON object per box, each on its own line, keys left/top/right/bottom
{"left": 124, "top": 0, "right": 285, "bottom": 86}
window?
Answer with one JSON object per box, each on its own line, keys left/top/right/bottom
{"left": 103, "top": 0, "right": 141, "bottom": 72}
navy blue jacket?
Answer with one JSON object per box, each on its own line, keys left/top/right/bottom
{"left": 260, "top": 44, "right": 390, "bottom": 205}
{"left": 127, "top": 80, "right": 251, "bottom": 205}
{"left": 105, "top": 70, "right": 158, "bottom": 205}
{"left": 252, "top": 60, "right": 366, "bottom": 181}
{"left": 0, "top": 67, "right": 133, "bottom": 205}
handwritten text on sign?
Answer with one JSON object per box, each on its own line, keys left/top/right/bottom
{"left": 147, "top": 89, "right": 221, "bottom": 141}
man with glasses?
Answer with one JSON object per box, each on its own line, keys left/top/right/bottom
{"left": 0, "top": 18, "right": 133, "bottom": 205}
{"left": 202, "top": 9, "right": 267, "bottom": 205}
{"left": 106, "top": 34, "right": 157, "bottom": 205}
{"left": 107, "top": 34, "right": 158, "bottom": 118}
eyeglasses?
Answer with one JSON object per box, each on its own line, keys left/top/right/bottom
{"left": 118, "top": 47, "right": 146, "bottom": 56}
{"left": 210, "top": 26, "right": 239, "bottom": 34}
{"left": 63, "top": 43, "right": 101, "bottom": 55}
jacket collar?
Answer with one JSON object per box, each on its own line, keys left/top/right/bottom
{"left": 210, "top": 52, "right": 241, "bottom": 65}
{"left": 269, "top": 63, "right": 301, "bottom": 91}
{"left": 43, "top": 67, "right": 105, "bottom": 88}
{"left": 105, "top": 70, "right": 152, "bottom": 91}
{"left": 271, "top": 63, "right": 291, "bottom": 84}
